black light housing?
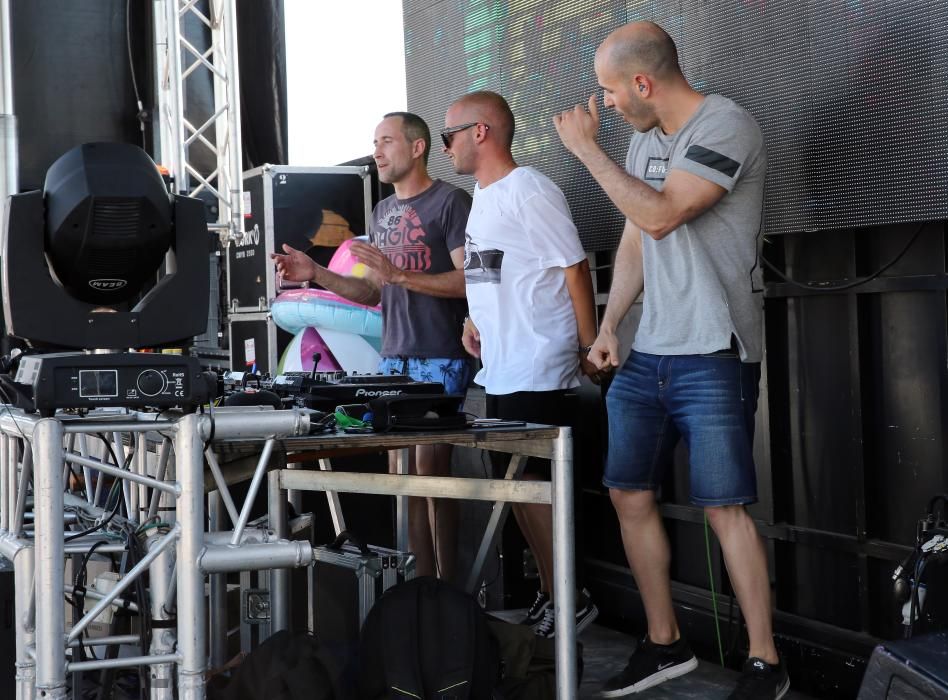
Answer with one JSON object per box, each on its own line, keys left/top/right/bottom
{"left": 2, "top": 142, "right": 210, "bottom": 349}
{"left": 43, "top": 143, "right": 173, "bottom": 305}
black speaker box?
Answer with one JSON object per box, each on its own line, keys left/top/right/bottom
{"left": 858, "top": 632, "right": 948, "bottom": 699}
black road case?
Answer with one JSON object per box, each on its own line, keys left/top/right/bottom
{"left": 227, "top": 165, "right": 374, "bottom": 313}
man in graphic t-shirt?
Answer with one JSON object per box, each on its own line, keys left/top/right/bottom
{"left": 273, "top": 112, "right": 471, "bottom": 579}
{"left": 554, "top": 21, "right": 788, "bottom": 699}
{"left": 443, "top": 90, "right": 601, "bottom": 638}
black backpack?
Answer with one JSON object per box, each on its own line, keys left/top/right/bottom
{"left": 207, "top": 629, "right": 335, "bottom": 700}
{"left": 357, "top": 576, "right": 502, "bottom": 700}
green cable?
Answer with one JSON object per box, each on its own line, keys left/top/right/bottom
{"left": 704, "top": 512, "right": 726, "bottom": 666}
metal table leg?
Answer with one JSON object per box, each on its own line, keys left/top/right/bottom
{"left": 552, "top": 427, "right": 577, "bottom": 699}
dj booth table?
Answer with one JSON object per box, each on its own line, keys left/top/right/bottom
{"left": 0, "top": 408, "right": 580, "bottom": 700}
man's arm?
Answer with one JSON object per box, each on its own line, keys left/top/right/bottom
{"left": 271, "top": 244, "right": 382, "bottom": 306}
{"left": 563, "top": 258, "right": 602, "bottom": 379}
{"left": 554, "top": 95, "right": 727, "bottom": 239}
{"left": 349, "top": 242, "right": 467, "bottom": 298}
{"left": 588, "top": 220, "right": 644, "bottom": 369}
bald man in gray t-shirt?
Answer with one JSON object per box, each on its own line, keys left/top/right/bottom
{"left": 555, "top": 21, "right": 788, "bottom": 700}
{"left": 625, "top": 92, "right": 766, "bottom": 363}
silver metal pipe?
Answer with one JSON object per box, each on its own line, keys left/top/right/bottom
{"left": 13, "top": 543, "right": 35, "bottom": 700}
{"left": 159, "top": 0, "right": 186, "bottom": 191}
{"left": 62, "top": 421, "right": 176, "bottom": 434}
{"left": 12, "top": 442, "right": 31, "bottom": 535}
{"left": 146, "top": 437, "right": 173, "bottom": 521}
{"left": 63, "top": 543, "right": 127, "bottom": 555}
{"left": 267, "top": 471, "right": 289, "bottom": 632}
{"left": 7, "top": 436, "right": 17, "bottom": 532}
{"left": 1, "top": 433, "right": 10, "bottom": 532}
{"left": 199, "top": 410, "right": 310, "bottom": 441}
{"left": 67, "top": 634, "right": 139, "bottom": 648}
{"left": 113, "top": 431, "right": 132, "bottom": 518}
{"left": 135, "top": 433, "right": 147, "bottom": 523}
{"left": 204, "top": 448, "right": 239, "bottom": 525}
{"left": 67, "top": 526, "right": 179, "bottom": 642}
{"left": 229, "top": 439, "right": 275, "bottom": 545}
{"left": 317, "top": 458, "right": 347, "bottom": 535}
{"left": 147, "top": 527, "right": 177, "bottom": 700}
{"left": 552, "top": 427, "right": 577, "bottom": 698}
{"left": 0, "top": 532, "right": 27, "bottom": 560}
{"left": 200, "top": 541, "right": 313, "bottom": 574}
{"left": 220, "top": 0, "right": 244, "bottom": 241}
{"left": 394, "top": 448, "right": 410, "bottom": 553}
{"left": 65, "top": 452, "right": 179, "bottom": 495}
{"left": 175, "top": 413, "right": 207, "bottom": 699}
{"left": 67, "top": 653, "right": 182, "bottom": 673}
{"left": 278, "top": 470, "right": 552, "bottom": 504}
{"left": 205, "top": 528, "right": 275, "bottom": 545}
{"left": 163, "top": 561, "right": 177, "bottom": 617}
{"left": 207, "top": 492, "right": 227, "bottom": 671}
{"left": 0, "top": 412, "right": 36, "bottom": 439}
{"left": 77, "top": 433, "right": 94, "bottom": 505}
{"left": 0, "top": 0, "right": 18, "bottom": 214}
{"left": 33, "top": 418, "right": 66, "bottom": 699}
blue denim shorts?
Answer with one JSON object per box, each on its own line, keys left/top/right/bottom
{"left": 378, "top": 356, "right": 473, "bottom": 396}
{"left": 603, "top": 350, "right": 761, "bottom": 506}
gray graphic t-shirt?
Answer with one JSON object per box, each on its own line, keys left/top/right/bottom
{"left": 625, "top": 94, "right": 767, "bottom": 362}
{"left": 371, "top": 179, "right": 471, "bottom": 358}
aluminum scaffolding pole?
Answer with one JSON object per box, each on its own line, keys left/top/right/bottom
{"left": 33, "top": 419, "right": 66, "bottom": 700}
{"left": 9, "top": 538, "right": 35, "bottom": 700}
{"left": 0, "top": 0, "right": 18, "bottom": 210}
{"left": 175, "top": 413, "right": 206, "bottom": 700}
{"left": 551, "top": 427, "right": 577, "bottom": 699}
{"left": 154, "top": 0, "right": 244, "bottom": 245}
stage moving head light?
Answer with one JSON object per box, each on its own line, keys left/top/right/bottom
{"left": 2, "top": 142, "right": 210, "bottom": 350}
{"left": 43, "top": 142, "right": 173, "bottom": 305}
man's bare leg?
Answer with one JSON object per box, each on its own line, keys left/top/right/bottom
{"left": 512, "top": 473, "right": 554, "bottom": 594}
{"left": 705, "top": 504, "right": 778, "bottom": 664}
{"left": 610, "top": 488, "right": 679, "bottom": 644}
{"left": 416, "top": 443, "right": 458, "bottom": 580}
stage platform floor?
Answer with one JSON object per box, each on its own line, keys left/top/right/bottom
{"left": 492, "top": 610, "right": 816, "bottom": 699}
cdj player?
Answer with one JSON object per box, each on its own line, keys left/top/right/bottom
{"left": 14, "top": 352, "right": 212, "bottom": 417}
{"left": 268, "top": 371, "right": 444, "bottom": 412}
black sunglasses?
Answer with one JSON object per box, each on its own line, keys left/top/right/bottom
{"left": 440, "top": 122, "right": 489, "bottom": 148}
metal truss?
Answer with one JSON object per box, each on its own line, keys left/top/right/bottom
{"left": 153, "top": 0, "right": 244, "bottom": 245}
{"left": 0, "top": 408, "right": 314, "bottom": 700}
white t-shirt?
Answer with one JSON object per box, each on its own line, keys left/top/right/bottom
{"left": 464, "top": 166, "right": 587, "bottom": 394}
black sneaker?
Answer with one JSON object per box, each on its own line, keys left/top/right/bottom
{"left": 575, "top": 588, "right": 600, "bottom": 634}
{"left": 520, "top": 590, "right": 550, "bottom": 627}
{"left": 533, "top": 589, "right": 600, "bottom": 638}
{"left": 728, "top": 657, "right": 790, "bottom": 699}
{"left": 600, "top": 636, "right": 698, "bottom": 697}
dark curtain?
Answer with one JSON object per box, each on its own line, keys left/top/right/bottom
{"left": 10, "top": 0, "right": 287, "bottom": 191}
{"left": 236, "top": 0, "right": 288, "bottom": 168}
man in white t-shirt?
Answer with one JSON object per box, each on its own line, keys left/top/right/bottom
{"left": 442, "top": 90, "right": 601, "bottom": 637}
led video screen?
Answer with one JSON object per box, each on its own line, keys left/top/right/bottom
{"left": 404, "top": 0, "right": 948, "bottom": 250}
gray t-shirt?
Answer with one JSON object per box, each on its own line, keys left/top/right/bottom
{"left": 625, "top": 94, "right": 767, "bottom": 362}
{"left": 371, "top": 179, "right": 471, "bottom": 358}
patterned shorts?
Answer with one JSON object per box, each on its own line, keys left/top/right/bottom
{"left": 377, "top": 356, "right": 473, "bottom": 395}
